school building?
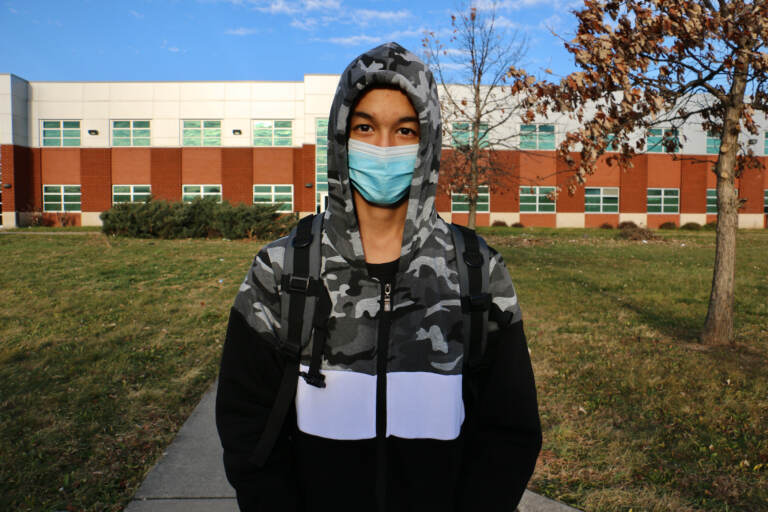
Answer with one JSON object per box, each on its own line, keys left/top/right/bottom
{"left": 1, "top": 72, "right": 767, "bottom": 229}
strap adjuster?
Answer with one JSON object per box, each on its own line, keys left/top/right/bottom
{"left": 299, "top": 370, "right": 326, "bottom": 388}
{"left": 461, "top": 293, "right": 491, "bottom": 312}
{"left": 288, "top": 275, "right": 310, "bottom": 293}
{"left": 463, "top": 250, "right": 483, "bottom": 268}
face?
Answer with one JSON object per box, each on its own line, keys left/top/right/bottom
{"left": 349, "top": 88, "right": 420, "bottom": 147}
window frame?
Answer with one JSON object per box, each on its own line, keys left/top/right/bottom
{"left": 253, "top": 119, "right": 293, "bottom": 147}
{"left": 315, "top": 118, "right": 329, "bottom": 211}
{"left": 112, "top": 184, "right": 151, "bottom": 204}
{"left": 706, "top": 188, "right": 718, "bottom": 214}
{"left": 706, "top": 130, "right": 720, "bottom": 155}
{"left": 42, "top": 120, "right": 81, "bottom": 147}
{"left": 519, "top": 185, "right": 556, "bottom": 213}
{"left": 181, "top": 120, "right": 222, "bottom": 147}
{"left": 253, "top": 184, "right": 294, "bottom": 212}
{"left": 764, "top": 189, "right": 767, "bottom": 214}
{"left": 451, "top": 122, "right": 489, "bottom": 148}
{"left": 520, "top": 123, "right": 555, "bottom": 150}
{"left": 43, "top": 184, "right": 82, "bottom": 212}
{"left": 647, "top": 188, "right": 679, "bottom": 214}
{"left": 182, "top": 184, "right": 222, "bottom": 203}
{"left": 111, "top": 120, "right": 151, "bottom": 147}
{"left": 451, "top": 185, "right": 490, "bottom": 213}
{"left": 646, "top": 127, "right": 680, "bottom": 153}
{"left": 584, "top": 187, "right": 619, "bottom": 213}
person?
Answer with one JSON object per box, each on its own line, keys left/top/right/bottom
{"left": 216, "top": 42, "right": 541, "bottom": 512}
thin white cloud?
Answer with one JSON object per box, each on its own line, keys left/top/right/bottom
{"left": 168, "top": 47, "right": 181, "bottom": 52}
{"left": 323, "top": 28, "right": 422, "bottom": 46}
{"left": 161, "top": 40, "right": 186, "bottom": 53}
{"left": 256, "top": 0, "right": 299, "bottom": 14}
{"left": 353, "top": 9, "right": 411, "bottom": 23}
{"left": 493, "top": 15, "right": 519, "bottom": 29}
{"left": 225, "top": 27, "right": 260, "bottom": 35}
{"left": 303, "top": 0, "right": 340, "bottom": 9}
{"left": 291, "top": 17, "right": 319, "bottom": 30}
{"left": 9, "top": 7, "right": 18, "bottom": 13}
{"left": 129, "top": 9, "right": 144, "bottom": 19}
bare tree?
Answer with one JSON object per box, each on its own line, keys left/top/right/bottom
{"left": 510, "top": 0, "right": 768, "bottom": 345}
{"left": 423, "top": 2, "right": 529, "bottom": 229}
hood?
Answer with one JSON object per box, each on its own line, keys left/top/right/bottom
{"left": 324, "top": 42, "right": 442, "bottom": 271}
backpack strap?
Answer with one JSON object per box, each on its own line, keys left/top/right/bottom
{"left": 252, "top": 213, "right": 324, "bottom": 467}
{"left": 450, "top": 223, "right": 491, "bottom": 372}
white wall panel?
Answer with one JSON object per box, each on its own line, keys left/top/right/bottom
{"left": 250, "top": 101, "right": 295, "bottom": 119}
{"left": 83, "top": 83, "right": 110, "bottom": 102}
{"left": 151, "top": 118, "right": 179, "bottom": 142}
{"left": 153, "top": 83, "right": 180, "bottom": 101}
{"left": 81, "top": 119, "right": 108, "bottom": 147}
{"left": 153, "top": 101, "right": 180, "bottom": 118}
{"left": 33, "top": 83, "right": 83, "bottom": 102}
{"left": 180, "top": 83, "right": 226, "bottom": 101}
{"left": 222, "top": 118, "right": 250, "bottom": 147}
{"left": 224, "top": 101, "right": 250, "bottom": 118}
{"left": 251, "top": 82, "right": 297, "bottom": 101}
{"left": 0, "top": 74, "right": 10, "bottom": 95}
{"left": 109, "top": 101, "right": 154, "bottom": 118}
{"left": 179, "top": 101, "right": 225, "bottom": 118}
{"left": 83, "top": 101, "right": 109, "bottom": 119}
{"left": 37, "top": 101, "right": 84, "bottom": 118}
{"left": 224, "top": 83, "right": 251, "bottom": 101}
{"left": 110, "top": 83, "right": 154, "bottom": 101}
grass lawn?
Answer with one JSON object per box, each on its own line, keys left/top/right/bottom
{"left": 1, "top": 228, "right": 766, "bottom": 511}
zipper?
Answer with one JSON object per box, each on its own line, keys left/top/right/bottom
{"left": 375, "top": 278, "right": 393, "bottom": 512}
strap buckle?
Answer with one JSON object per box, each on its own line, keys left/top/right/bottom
{"left": 463, "top": 250, "right": 483, "bottom": 268}
{"left": 288, "top": 275, "right": 310, "bottom": 293}
{"left": 461, "top": 293, "right": 491, "bottom": 312}
{"left": 299, "top": 370, "right": 326, "bottom": 388}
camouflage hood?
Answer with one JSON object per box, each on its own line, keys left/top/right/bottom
{"left": 324, "top": 42, "right": 442, "bottom": 271}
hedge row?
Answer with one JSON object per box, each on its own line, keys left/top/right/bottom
{"left": 100, "top": 197, "right": 297, "bottom": 239}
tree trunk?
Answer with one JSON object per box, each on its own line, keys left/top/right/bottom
{"left": 701, "top": 52, "right": 749, "bottom": 346}
{"left": 468, "top": 156, "right": 479, "bottom": 230}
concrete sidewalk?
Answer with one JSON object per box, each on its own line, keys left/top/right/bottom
{"left": 124, "top": 381, "right": 580, "bottom": 512}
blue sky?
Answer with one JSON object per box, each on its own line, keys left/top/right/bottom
{"left": 1, "top": 0, "right": 582, "bottom": 82}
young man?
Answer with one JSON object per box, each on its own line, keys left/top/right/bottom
{"left": 216, "top": 42, "right": 541, "bottom": 511}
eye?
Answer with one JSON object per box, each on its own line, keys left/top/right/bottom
{"left": 398, "top": 127, "right": 418, "bottom": 137}
{"left": 353, "top": 123, "right": 372, "bottom": 133}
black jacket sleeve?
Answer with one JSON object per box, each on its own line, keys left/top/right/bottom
{"left": 458, "top": 247, "right": 542, "bottom": 511}
{"left": 215, "top": 244, "right": 299, "bottom": 511}
{"left": 216, "top": 307, "right": 299, "bottom": 511}
{"left": 458, "top": 319, "right": 542, "bottom": 511}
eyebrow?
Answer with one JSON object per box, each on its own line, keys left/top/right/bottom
{"left": 351, "top": 110, "right": 419, "bottom": 125}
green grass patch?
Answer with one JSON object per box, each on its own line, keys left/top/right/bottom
{"left": 1, "top": 229, "right": 766, "bottom": 511}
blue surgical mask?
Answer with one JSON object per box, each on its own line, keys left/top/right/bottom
{"left": 347, "top": 138, "right": 419, "bottom": 205}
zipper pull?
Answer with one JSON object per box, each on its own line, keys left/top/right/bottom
{"left": 383, "top": 283, "right": 392, "bottom": 313}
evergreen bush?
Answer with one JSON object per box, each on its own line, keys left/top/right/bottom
{"left": 100, "top": 197, "right": 296, "bottom": 239}
{"left": 659, "top": 221, "right": 678, "bottom": 230}
{"left": 680, "top": 222, "right": 702, "bottom": 230}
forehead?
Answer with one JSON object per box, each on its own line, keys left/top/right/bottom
{"left": 354, "top": 88, "right": 416, "bottom": 116}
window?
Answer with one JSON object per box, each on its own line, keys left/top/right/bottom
{"left": 520, "top": 124, "right": 555, "bottom": 150}
{"left": 647, "top": 188, "right": 679, "bottom": 213}
{"left": 452, "top": 122, "right": 489, "bottom": 147}
{"left": 112, "top": 120, "right": 150, "bottom": 146}
{"left": 764, "top": 189, "right": 767, "bottom": 214}
{"left": 764, "top": 131, "right": 768, "bottom": 156}
{"left": 43, "top": 185, "right": 81, "bottom": 212}
{"left": 253, "top": 120, "right": 293, "bottom": 147}
{"left": 451, "top": 186, "right": 489, "bottom": 213}
{"left": 646, "top": 127, "right": 679, "bottom": 153}
{"left": 706, "top": 130, "right": 720, "bottom": 155}
{"left": 182, "top": 185, "right": 222, "bottom": 202}
{"left": 182, "top": 120, "right": 221, "bottom": 146}
{"left": 42, "top": 120, "right": 80, "bottom": 147}
{"left": 604, "top": 134, "right": 618, "bottom": 152}
{"left": 585, "top": 187, "right": 619, "bottom": 213}
{"left": 706, "top": 188, "right": 718, "bottom": 214}
{"left": 316, "top": 118, "right": 329, "bottom": 211}
{"left": 519, "top": 186, "right": 555, "bottom": 213}
{"left": 113, "top": 185, "right": 151, "bottom": 204}
{"left": 253, "top": 184, "right": 293, "bottom": 212}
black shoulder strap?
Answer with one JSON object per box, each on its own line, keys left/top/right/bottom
{"left": 450, "top": 223, "right": 491, "bottom": 371}
{"left": 252, "top": 214, "right": 324, "bottom": 467}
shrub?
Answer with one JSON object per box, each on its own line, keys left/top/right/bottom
{"left": 600, "top": 223, "right": 614, "bottom": 230}
{"left": 659, "top": 221, "right": 678, "bottom": 230}
{"left": 491, "top": 220, "right": 508, "bottom": 227}
{"left": 680, "top": 222, "right": 701, "bottom": 230}
{"left": 511, "top": 222, "right": 524, "bottom": 228}
{"left": 617, "top": 226, "right": 658, "bottom": 241}
{"left": 618, "top": 221, "right": 637, "bottom": 229}
{"left": 703, "top": 221, "right": 717, "bottom": 230}
{"left": 100, "top": 197, "right": 296, "bottom": 239}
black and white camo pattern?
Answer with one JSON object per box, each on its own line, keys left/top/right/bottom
{"left": 234, "top": 42, "right": 522, "bottom": 377}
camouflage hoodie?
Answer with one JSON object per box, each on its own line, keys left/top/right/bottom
{"left": 217, "top": 42, "right": 541, "bottom": 511}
